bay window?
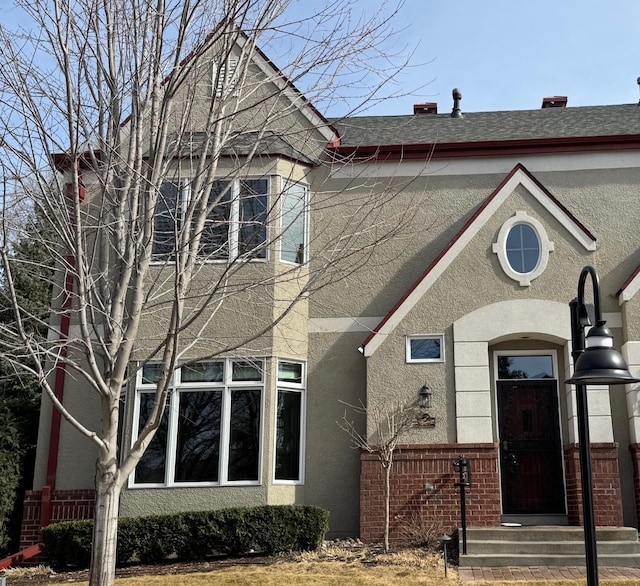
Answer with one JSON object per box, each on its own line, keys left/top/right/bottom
{"left": 132, "top": 359, "right": 264, "bottom": 486}
{"left": 152, "top": 178, "right": 269, "bottom": 261}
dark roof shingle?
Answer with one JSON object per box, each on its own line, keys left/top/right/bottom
{"left": 331, "top": 104, "right": 640, "bottom": 146}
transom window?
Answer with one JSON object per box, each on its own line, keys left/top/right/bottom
{"left": 492, "top": 211, "right": 554, "bottom": 286}
{"left": 132, "top": 359, "right": 264, "bottom": 487}
{"left": 406, "top": 335, "right": 444, "bottom": 363}
{"left": 153, "top": 178, "right": 269, "bottom": 261}
{"left": 497, "top": 354, "right": 554, "bottom": 380}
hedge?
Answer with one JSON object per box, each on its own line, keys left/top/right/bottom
{"left": 41, "top": 505, "right": 329, "bottom": 569}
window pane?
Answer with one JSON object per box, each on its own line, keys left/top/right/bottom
{"left": 199, "top": 181, "right": 231, "bottom": 258}
{"left": 498, "top": 355, "right": 554, "bottom": 379}
{"left": 153, "top": 182, "right": 180, "bottom": 258}
{"left": 232, "top": 361, "right": 263, "bottom": 381}
{"left": 410, "top": 337, "right": 442, "bottom": 360}
{"left": 281, "top": 181, "right": 306, "bottom": 264}
{"left": 141, "top": 364, "right": 163, "bottom": 385}
{"left": 134, "top": 393, "right": 169, "bottom": 484}
{"left": 278, "top": 362, "right": 302, "bottom": 384}
{"left": 227, "top": 389, "right": 261, "bottom": 481}
{"left": 175, "top": 391, "right": 222, "bottom": 482}
{"left": 275, "top": 390, "right": 302, "bottom": 481}
{"left": 238, "top": 179, "right": 268, "bottom": 258}
{"left": 506, "top": 224, "right": 540, "bottom": 274}
{"left": 181, "top": 362, "right": 224, "bottom": 383}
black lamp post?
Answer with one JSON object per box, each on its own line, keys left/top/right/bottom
{"left": 565, "top": 266, "right": 639, "bottom": 586}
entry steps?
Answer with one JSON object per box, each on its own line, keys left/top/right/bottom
{"left": 459, "top": 526, "right": 640, "bottom": 567}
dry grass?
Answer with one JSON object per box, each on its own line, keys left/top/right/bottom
{"left": 4, "top": 548, "right": 640, "bottom": 585}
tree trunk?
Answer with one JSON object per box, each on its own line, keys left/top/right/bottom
{"left": 89, "top": 463, "right": 121, "bottom": 586}
{"left": 384, "top": 462, "right": 391, "bottom": 553}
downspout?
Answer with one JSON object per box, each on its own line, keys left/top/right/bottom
{"left": 41, "top": 174, "right": 83, "bottom": 528}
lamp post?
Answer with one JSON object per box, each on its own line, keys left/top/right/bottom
{"left": 565, "top": 266, "right": 639, "bottom": 586}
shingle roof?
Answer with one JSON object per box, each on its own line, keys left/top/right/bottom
{"left": 331, "top": 104, "right": 640, "bottom": 146}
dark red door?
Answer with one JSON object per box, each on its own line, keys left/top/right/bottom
{"left": 498, "top": 380, "right": 566, "bottom": 514}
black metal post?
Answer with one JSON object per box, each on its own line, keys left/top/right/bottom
{"left": 570, "top": 270, "right": 600, "bottom": 586}
{"left": 454, "top": 456, "right": 471, "bottom": 555}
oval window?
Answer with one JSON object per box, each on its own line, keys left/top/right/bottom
{"left": 506, "top": 223, "right": 540, "bottom": 274}
{"left": 492, "top": 212, "right": 554, "bottom": 287}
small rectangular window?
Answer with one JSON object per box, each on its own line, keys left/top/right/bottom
{"left": 406, "top": 335, "right": 444, "bottom": 363}
{"left": 278, "top": 361, "right": 303, "bottom": 384}
{"left": 181, "top": 361, "right": 224, "bottom": 383}
{"left": 232, "top": 361, "right": 263, "bottom": 382}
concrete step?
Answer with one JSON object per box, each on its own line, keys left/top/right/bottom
{"left": 459, "top": 526, "right": 640, "bottom": 568}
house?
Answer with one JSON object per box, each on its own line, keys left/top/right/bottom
{"left": 18, "top": 32, "right": 640, "bottom": 552}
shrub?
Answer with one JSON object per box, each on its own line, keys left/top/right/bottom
{"left": 40, "top": 504, "right": 329, "bottom": 570}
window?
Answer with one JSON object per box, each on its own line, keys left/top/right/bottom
{"left": 132, "top": 360, "right": 263, "bottom": 486}
{"left": 274, "top": 361, "right": 305, "bottom": 483}
{"left": 497, "top": 354, "right": 554, "bottom": 380}
{"left": 406, "top": 335, "right": 444, "bottom": 363}
{"left": 280, "top": 180, "right": 308, "bottom": 264}
{"left": 152, "top": 178, "right": 269, "bottom": 261}
{"left": 492, "top": 211, "right": 554, "bottom": 286}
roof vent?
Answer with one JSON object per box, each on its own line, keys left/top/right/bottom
{"left": 542, "top": 96, "right": 568, "bottom": 108}
{"left": 451, "top": 88, "right": 463, "bottom": 118}
{"left": 414, "top": 102, "right": 438, "bottom": 115}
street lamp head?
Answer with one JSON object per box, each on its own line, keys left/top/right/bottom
{"left": 566, "top": 321, "right": 640, "bottom": 386}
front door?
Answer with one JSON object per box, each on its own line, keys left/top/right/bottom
{"left": 498, "top": 380, "right": 566, "bottom": 515}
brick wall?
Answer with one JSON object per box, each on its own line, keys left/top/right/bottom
{"left": 20, "top": 489, "right": 95, "bottom": 550}
{"left": 629, "top": 444, "right": 640, "bottom": 528}
{"left": 564, "top": 443, "right": 623, "bottom": 527}
{"left": 360, "top": 443, "right": 500, "bottom": 544}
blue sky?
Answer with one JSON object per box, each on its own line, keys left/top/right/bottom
{"left": 2, "top": 0, "right": 639, "bottom": 117}
{"left": 375, "top": 0, "right": 640, "bottom": 115}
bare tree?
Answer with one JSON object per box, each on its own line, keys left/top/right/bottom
{"left": 0, "top": 1, "right": 419, "bottom": 584}
{"left": 339, "top": 401, "right": 420, "bottom": 553}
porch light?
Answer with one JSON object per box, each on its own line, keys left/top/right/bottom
{"left": 566, "top": 321, "right": 638, "bottom": 385}
{"left": 418, "top": 384, "right": 432, "bottom": 409}
{"left": 566, "top": 266, "right": 640, "bottom": 586}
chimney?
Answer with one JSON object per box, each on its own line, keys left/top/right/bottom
{"left": 413, "top": 102, "right": 438, "bottom": 114}
{"left": 542, "top": 96, "right": 568, "bottom": 108}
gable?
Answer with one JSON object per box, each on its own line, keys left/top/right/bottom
{"left": 360, "top": 164, "right": 597, "bottom": 357}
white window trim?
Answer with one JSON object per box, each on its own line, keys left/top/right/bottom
{"left": 273, "top": 359, "right": 306, "bottom": 485}
{"left": 129, "top": 359, "right": 265, "bottom": 488}
{"left": 279, "top": 180, "right": 309, "bottom": 266}
{"left": 151, "top": 177, "right": 271, "bottom": 264}
{"left": 492, "top": 211, "right": 554, "bottom": 286}
{"left": 406, "top": 334, "right": 445, "bottom": 363}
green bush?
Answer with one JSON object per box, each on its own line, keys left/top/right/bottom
{"left": 40, "top": 505, "right": 329, "bottom": 570}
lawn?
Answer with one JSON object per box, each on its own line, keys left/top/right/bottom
{"left": 5, "top": 546, "right": 640, "bottom": 585}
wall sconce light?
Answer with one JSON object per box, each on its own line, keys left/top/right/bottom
{"left": 418, "top": 384, "right": 433, "bottom": 409}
